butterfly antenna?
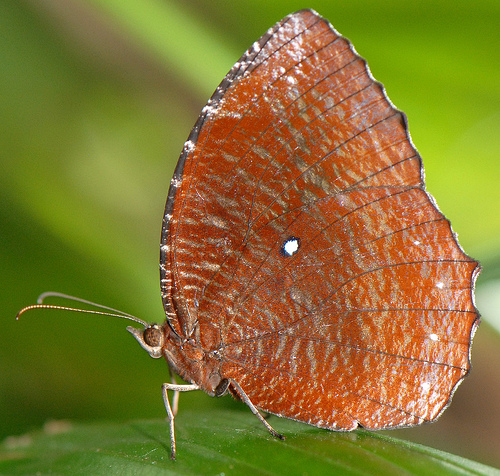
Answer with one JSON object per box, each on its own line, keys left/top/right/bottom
{"left": 16, "top": 291, "right": 149, "bottom": 327}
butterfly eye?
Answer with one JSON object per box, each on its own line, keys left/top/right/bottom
{"left": 143, "top": 325, "right": 163, "bottom": 348}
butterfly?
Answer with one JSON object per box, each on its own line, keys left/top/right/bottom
{"left": 19, "top": 9, "right": 479, "bottom": 460}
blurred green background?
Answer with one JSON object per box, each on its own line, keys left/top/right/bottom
{"left": 2, "top": 0, "right": 499, "bottom": 469}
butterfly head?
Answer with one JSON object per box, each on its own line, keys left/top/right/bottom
{"left": 127, "top": 324, "right": 164, "bottom": 359}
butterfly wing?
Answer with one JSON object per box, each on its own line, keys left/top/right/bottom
{"left": 160, "top": 9, "right": 479, "bottom": 430}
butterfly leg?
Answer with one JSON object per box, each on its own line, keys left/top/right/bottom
{"left": 162, "top": 382, "right": 200, "bottom": 460}
{"left": 167, "top": 365, "right": 180, "bottom": 415}
{"left": 229, "top": 379, "right": 285, "bottom": 441}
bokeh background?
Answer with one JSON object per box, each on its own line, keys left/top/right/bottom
{"left": 2, "top": 0, "right": 499, "bottom": 468}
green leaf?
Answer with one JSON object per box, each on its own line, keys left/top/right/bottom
{"left": 1, "top": 410, "right": 497, "bottom": 475}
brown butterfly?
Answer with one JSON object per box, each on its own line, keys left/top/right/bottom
{"left": 19, "top": 9, "right": 479, "bottom": 460}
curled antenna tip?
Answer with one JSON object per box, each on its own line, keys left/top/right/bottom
{"left": 16, "top": 305, "right": 35, "bottom": 320}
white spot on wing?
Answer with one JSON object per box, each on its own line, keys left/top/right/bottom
{"left": 282, "top": 237, "right": 300, "bottom": 257}
{"left": 184, "top": 140, "right": 195, "bottom": 153}
{"left": 202, "top": 104, "right": 217, "bottom": 117}
{"left": 170, "top": 177, "right": 182, "bottom": 188}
